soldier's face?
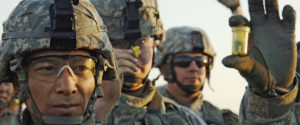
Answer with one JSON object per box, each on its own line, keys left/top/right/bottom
{"left": 173, "top": 53, "right": 207, "bottom": 92}
{"left": 25, "top": 50, "right": 96, "bottom": 116}
{"left": 113, "top": 38, "right": 155, "bottom": 89}
{"left": 0, "top": 82, "right": 14, "bottom": 108}
{"left": 134, "top": 39, "right": 155, "bottom": 80}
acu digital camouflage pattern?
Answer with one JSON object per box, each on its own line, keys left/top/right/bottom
{"left": 0, "top": 0, "right": 118, "bottom": 83}
{"left": 102, "top": 81, "right": 206, "bottom": 125}
{"left": 90, "top": 0, "right": 164, "bottom": 41}
{"left": 155, "top": 26, "right": 215, "bottom": 69}
{"left": 239, "top": 80, "right": 300, "bottom": 125}
{"left": 157, "top": 85, "right": 238, "bottom": 125}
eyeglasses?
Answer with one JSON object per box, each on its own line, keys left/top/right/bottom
{"left": 27, "top": 55, "right": 97, "bottom": 82}
{"left": 173, "top": 56, "right": 208, "bottom": 68}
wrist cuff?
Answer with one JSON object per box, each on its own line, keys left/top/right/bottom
{"left": 246, "top": 82, "right": 298, "bottom": 119}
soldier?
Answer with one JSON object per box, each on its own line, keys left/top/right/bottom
{"left": 91, "top": 0, "right": 206, "bottom": 124}
{"left": 222, "top": 0, "right": 299, "bottom": 124}
{"left": 0, "top": 0, "right": 120, "bottom": 124}
{"left": 155, "top": 26, "right": 238, "bottom": 125}
{"left": 0, "top": 73, "right": 20, "bottom": 124}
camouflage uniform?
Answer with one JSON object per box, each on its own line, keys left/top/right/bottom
{"left": 91, "top": 0, "right": 206, "bottom": 124}
{"left": 157, "top": 85, "right": 238, "bottom": 125}
{"left": 155, "top": 26, "right": 238, "bottom": 125}
{"left": 103, "top": 80, "right": 205, "bottom": 125}
{"left": 1, "top": 0, "right": 117, "bottom": 124}
{"left": 238, "top": 40, "right": 300, "bottom": 124}
{"left": 238, "top": 84, "right": 299, "bottom": 125}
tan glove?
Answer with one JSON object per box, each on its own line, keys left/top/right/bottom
{"left": 222, "top": 0, "right": 296, "bottom": 97}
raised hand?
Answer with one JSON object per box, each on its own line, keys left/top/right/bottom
{"left": 223, "top": 0, "right": 296, "bottom": 97}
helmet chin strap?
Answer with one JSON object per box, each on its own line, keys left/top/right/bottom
{"left": 12, "top": 58, "right": 98, "bottom": 125}
{"left": 122, "top": 75, "right": 147, "bottom": 93}
{"left": 22, "top": 83, "right": 85, "bottom": 125}
{"left": 24, "top": 83, "right": 98, "bottom": 125}
{"left": 173, "top": 80, "right": 202, "bottom": 95}
{"left": 123, "top": 75, "right": 145, "bottom": 83}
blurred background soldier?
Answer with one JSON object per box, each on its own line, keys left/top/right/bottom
{"left": 153, "top": 1, "right": 243, "bottom": 124}
{"left": 91, "top": 0, "right": 206, "bottom": 124}
{"left": 155, "top": 26, "right": 237, "bottom": 125}
{"left": 222, "top": 0, "right": 299, "bottom": 124}
{"left": 0, "top": 73, "right": 20, "bottom": 124}
{"left": 0, "top": 0, "right": 120, "bottom": 124}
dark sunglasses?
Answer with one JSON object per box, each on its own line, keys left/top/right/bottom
{"left": 173, "top": 56, "right": 208, "bottom": 68}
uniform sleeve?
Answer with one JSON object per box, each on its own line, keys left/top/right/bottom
{"left": 239, "top": 80, "right": 299, "bottom": 125}
{"left": 222, "top": 109, "right": 238, "bottom": 125}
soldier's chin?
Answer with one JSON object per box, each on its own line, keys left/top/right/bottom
{"left": 182, "top": 85, "right": 201, "bottom": 94}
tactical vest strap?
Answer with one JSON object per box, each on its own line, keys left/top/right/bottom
{"left": 147, "top": 90, "right": 162, "bottom": 112}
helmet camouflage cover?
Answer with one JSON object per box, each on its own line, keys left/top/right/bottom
{"left": 90, "top": 0, "right": 164, "bottom": 41}
{"left": 0, "top": 0, "right": 118, "bottom": 124}
{"left": 0, "top": 0, "right": 118, "bottom": 84}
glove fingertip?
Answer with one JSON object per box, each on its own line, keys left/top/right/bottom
{"left": 222, "top": 55, "right": 239, "bottom": 68}
{"left": 222, "top": 55, "right": 251, "bottom": 71}
{"left": 282, "top": 5, "right": 296, "bottom": 24}
{"left": 229, "top": 15, "right": 250, "bottom": 27}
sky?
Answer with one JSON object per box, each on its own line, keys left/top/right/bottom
{"left": 1, "top": 0, "right": 300, "bottom": 113}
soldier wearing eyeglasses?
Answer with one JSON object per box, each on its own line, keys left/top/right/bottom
{"left": 0, "top": 0, "right": 120, "bottom": 124}
{"left": 155, "top": 26, "right": 238, "bottom": 125}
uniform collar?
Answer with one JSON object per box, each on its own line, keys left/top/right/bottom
{"left": 119, "top": 80, "right": 156, "bottom": 108}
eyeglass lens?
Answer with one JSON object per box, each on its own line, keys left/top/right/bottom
{"left": 27, "top": 55, "right": 97, "bottom": 82}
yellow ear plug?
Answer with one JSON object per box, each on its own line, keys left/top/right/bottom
{"left": 10, "top": 99, "right": 20, "bottom": 108}
{"left": 132, "top": 45, "right": 141, "bottom": 57}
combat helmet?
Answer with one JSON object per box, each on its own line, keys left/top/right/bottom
{"left": 0, "top": 0, "right": 118, "bottom": 124}
{"left": 155, "top": 26, "right": 216, "bottom": 93}
{"left": 91, "top": 0, "right": 164, "bottom": 43}
{"left": 91, "top": 0, "right": 164, "bottom": 83}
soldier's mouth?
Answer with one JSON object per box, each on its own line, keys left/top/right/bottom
{"left": 52, "top": 104, "right": 80, "bottom": 114}
{"left": 185, "top": 77, "right": 199, "bottom": 82}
